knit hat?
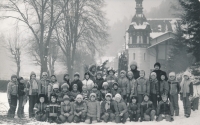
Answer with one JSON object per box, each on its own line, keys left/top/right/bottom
{"left": 154, "top": 62, "right": 161, "bottom": 69}
{"left": 42, "top": 72, "right": 48, "bottom": 76}
{"left": 63, "top": 95, "right": 70, "bottom": 101}
{"left": 53, "top": 84, "right": 59, "bottom": 89}
{"left": 105, "top": 93, "right": 112, "bottom": 98}
{"left": 11, "top": 74, "right": 17, "bottom": 80}
{"left": 51, "top": 75, "right": 57, "bottom": 81}
{"left": 96, "top": 71, "right": 103, "bottom": 75}
{"left": 113, "top": 82, "right": 118, "bottom": 87}
{"left": 90, "top": 93, "right": 96, "bottom": 98}
{"left": 130, "top": 61, "right": 137, "bottom": 67}
{"left": 30, "top": 71, "right": 36, "bottom": 77}
{"left": 127, "top": 71, "right": 133, "bottom": 76}
{"left": 151, "top": 72, "right": 157, "bottom": 76}
{"left": 143, "top": 93, "right": 149, "bottom": 98}
{"left": 61, "top": 83, "right": 69, "bottom": 89}
{"left": 102, "top": 82, "right": 109, "bottom": 87}
{"left": 115, "top": 94, "right": 121, "bottom": 100}
{"left": 74, "top": 72, "right": 80, "bottom": 77}
{"left": 73, "top": 84, "right": 78, "bottom": 89}
{"left": 107, "top": 68, "right": 115, "bottom": 74}
{"left": 38, "top": 94, "right": 47, "bottom": 103}
{"left": 120, "top": 70, "right": 126, "bottom": 74}
{"left": 169, "top": 72, "right": 176, "bottom": 77}
{"left": 183, "top": 71, "right": 191, "bottom": 77}
{"left": 76, "top": 94, "right": 83, "bottom": 100}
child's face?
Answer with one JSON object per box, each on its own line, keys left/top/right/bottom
{"left": 103, "top": 85, "right": 108, "bottom": 89}
{"left": 161, "top": 75, "right": 165, "bottom": 80}
{"left": 73, "top": 87, "right": 77, "bottom": 91}
{"left": 65, "top": 75, "right": 69, "bottom": 80}
{"left": 20, "top": 79, "right": 25, "bottom": 83}
{"left": 92, "top": 67, "right": 96, "bottom": 72}
{"left": 51, "top": 76, "right": 56, "bottom": 82}
{"left": 109, "top": 71, "right": 114, "bottom": 75}
{"left": 169, "top": 76, "right": 175, "bottom": 80}
{"left": 151, "top": 75, "right": 156, "bottom": 79}
{"left": 64, "top": 100, "right": 69, "bottom": 104}
{"left": 77, "top": 97, "right": 82, "bottom": 103}
{"left": 132, "top": 99, "right": 136, "bottom": 103}
{"left": 90, "top": 96, "right": 95, "bottom": 101}
{"left": 62, "top": 88, "right": 68, "bottom": 92}
{"left": 128, "top": 74, "right": 133, "bottom": 79}
{"left": 51, "top": 96, "right": 56, "bottom": 102}
{"left": 162, "top": 96, "right": 167, "bottom": 102}
{"left": 74, "top": 76, "right": 79, "bottom": 80}
{"left": 130, "top": 65, "right": 136, "bottom": 70}
{"left": 105, "top": 96, "right": 111, "bottom": 101}
{"left": 184, "top": 75, "right": 189, "bottom": 80}
{"left": 154, "top": 65, "right": 160, "bottom": 70}
{"left": 42, "top": 74, "right": 47, "bottom": 79}
{"left": 40, "top": 97, "right": 45, "bottom": 103}
{"left": 115, "top": 97, "right": 121, "bottom": 102}
{"left": 120, "top": 72, "right": 125, "bottom": 77}
{"left": 113, "top": 85, "right": 118, "bottom": 89}
{"left": 140, "top": 72, "right": 145, "bottom": 77}
{"left": 97, "top": 74, "right": 101, "bottom": 79}
{"left": 31, "top": 75, "right": 36, "bottom": 80}
{"left": 144, "top": 96, "right": 149, "bottom": 101}
{"left": 85, "top": 75, "right": 89, "bottom": 79}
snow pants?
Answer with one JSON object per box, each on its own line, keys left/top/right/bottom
{"left": 59, "top": 114, "right": 74, "bottom": 123}
{"left": 29, "top": 94, "right": 38, "bottom": 118}
{"left": 129, "top": 110, "right": 140, "bottom": 121}
{"left": 85, "top": 116, "right": 98, "bottom": 124}
{"left": 115, "top": 112, "right": 129, "bottom": 123}
{"left": 157, "top": 114, "right": 172, "bottom": 122}
{"left": 35, "top": 113, "right": 47, "bottom": 121}
{"left": 101, "top": 113, "right": 115, "bottom": 122}
{"left": 17, "top": 95, "right": 24, "bottom": 118}
{"left": 74, "top": 112, "right": 87, "bottom": 123}
{"left": 137, "top": 94, "right": 144, "bottom": 104}
{"left": 7, "top": 95, "right": 17, "bottom": 118}
{"left": 182, "top": 95, "right": 191, "bottom": 115}
{"left": 150, "top": 93, "right": 157, "bottom": 109}
{"left": 169, "top": 94, "right": 179, "bottom": 116}
{"left": 143, "top": 110, "right": 156, "bottom": 121}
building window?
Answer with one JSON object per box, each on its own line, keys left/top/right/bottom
{"left": 141, "top": 36, "right": 143, "bottom": 44}
{"left": 137, "top": 36, "right": 140, "bottom": 43}
{"left": 144, "top": 53, "right": 146, "bottom": 61}
{"left": 147, "top": 36, "right": 149, "bottom": 44}
{"left": 133, "top": 53, "right": 135, "bottom": 60}
{"left": 129, "top": 36, "right": 132, "bottom": 44}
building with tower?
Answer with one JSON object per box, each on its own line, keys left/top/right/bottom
{"left": 126, "top": 0, "right": 179, "bottom": 76}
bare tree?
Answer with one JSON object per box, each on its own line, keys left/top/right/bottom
{"left": 55, "top": 0, "right": 109, "bottom": 77}
{"left": 1, "top": 0, "right": 69, "bottom": 77}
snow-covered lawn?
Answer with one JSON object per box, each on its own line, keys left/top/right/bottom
{"left": 0, "top": 92, "right": 200, "bottom": 125}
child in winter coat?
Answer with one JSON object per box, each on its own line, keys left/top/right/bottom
{"left": 101, "top": 93, "right": 116, "bottom": 122}
{"left": 160, "top": 72, "right": 169, "bottom": 96}
{"left": 127, "top": 71, "right": 136, "bottom": 100}
{"left": 95, "top": 71, "right": 105, "bottom": 90}
{"left": 85, "top": 93, "right": 101, "bottom": 124}
{"left": 140, "top": 94, "right": 156, "bottom": 122}
{"left": 81, "top": 86, "right": 89, "bottom": 100}
{"left": 46, "top": 93, "right": 61, "bottom": 123}
{"left": 101, "top": 82, "right": 111, "bottom": 101}
{"left": 135, "top": 70, "right": 150, "bottom": 104}
{"left": 7, "top": 74, "right": 18, "bottom": 118}
{"left": 59, "top": 95, "right": 74, "bottom": 123}
{"left": 73, "top": 94, "right": 87, "bottom": 123}
{"left": 63, "top": 73, "right": 71, "bottom": 89}
{"left": 50, "top": 84, "right": 63, "bottom": 104}
{"left": 17, "top": 77, "right": 26, "bottom": 118}
{"left": 48, "top": 75, "right": 61, "bottom": 100}
{"left": 89, "top": 85, "right": 101, "bottom": 101}
{"left": 38, "top": 72, "right": 50, "bottom": 97}
{"left": 27, "top": 71, "right": 39, "bottom": 118}
{"left": 114, "top": 94, "right": 129, "bottom": 123}
{"left": 168, "top": 72, "right": 180, "bottom": 116}
{"left": 118, "top": 70, "right": 130, "bottom": 102}
{"left": 156, "top": 94, "right": 174, "bottom": 122}
{"left": 82, "top": 72, "right": 95, "bottom": 91}
{"left": 71, "top": 72, "right": 83, "bottom": 92}
{"left": 106, "top": 68, "right": 118, "bottom": 89}
{"left": 180, "top": 71, "right": 193, "bottom": 118}
{"left": 111, "top": 82, "right": 122, "bottom": 97}
{"left": 69, "top": 84, "right": 80, "bottom": 102}
{"left": 34, "top": 94, "right": 48, "bottom": 121}
{"left": 149, "top": 72, "right": 159, "bottom": 109}
{"left": 61, "top": 83, "right": 70, "bottom": 97}
{"left": 128, "top": 96, "right": 140, "bottom": 122}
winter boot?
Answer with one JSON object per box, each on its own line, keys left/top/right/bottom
{"left": 175, "top": 110, "right": 179, "bottom": 116}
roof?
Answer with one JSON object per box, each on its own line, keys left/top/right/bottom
{"left": 150, "top": 32, "right": 166, "bottom": 39}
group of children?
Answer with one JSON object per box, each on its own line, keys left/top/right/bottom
{"left": 6, "top": 62, "right": 194, "bottom": 124}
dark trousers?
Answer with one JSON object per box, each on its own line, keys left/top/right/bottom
{"left": 137, "top": 94, "right": 144, "bottom": 104}
{"left": 191, "top": 97, "right": 199, "bottom": 110}
{"left": 29, "top": 95, "right": 38, "bottom": 117}
{"left": 129, "top": 111, "right": 140, "bottom": 121}
{"left": 115, "top": 112, "right": 128, "bottom": 123}
{"left": 17, "top": 95, "right": 24, "bottom": 117}
{"left": 8, "top": 95, "right": 17, "bottom": 117}
{"left": 150, "top": 93, "right": 157, "bottom": 109}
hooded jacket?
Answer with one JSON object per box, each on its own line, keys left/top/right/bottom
{"left": 149, "top": 78, "right": 159, "bottom": 95}
{"left": 7, "top": 78, "right": 18, "bottom": 99}
{"left": 73, "top": 101, "right": 87, "bottom": 114}
{"left": 111, "top": 87, "right": 122, "bottom": 97}
{"left": 118, "top": 76, "right": 130, "bottom": 96}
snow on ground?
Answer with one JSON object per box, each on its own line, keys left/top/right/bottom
{"left": 0, "top": 92, "right": 200, "bottom": 125}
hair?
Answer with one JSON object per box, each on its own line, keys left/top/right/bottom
{"left": 140, "top": 70, "right": 145, "bottom": 76}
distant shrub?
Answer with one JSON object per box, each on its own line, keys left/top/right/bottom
{"left": 0, "top": 80, "right": 9, "bottom": 92}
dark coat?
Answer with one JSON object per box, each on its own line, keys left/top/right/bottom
{"left": 130, "top": 67, "right": 140, "bottom": 79}
{"left": 18, "top": 82, "right": 25, "bottom": 96}
{"left": 157, "top": 100, "right": 173, "bottom": 116}
{"left": 101, "top": 100, "right": 116, "bottom": 115}
{"left": 70, "top": 80, "right": 83, "bottom": 92}
{"left": 95, "top": 78, "right": 105, "bottom": 90}
{"left": 140, "top": 100, "right": 154, "bottom": 117}
{"left": 152, "top": 70, "right": 168, "bottom": 81}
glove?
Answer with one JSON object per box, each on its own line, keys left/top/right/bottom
{"left": 8, "top": 99, "right": 11, "bottom": 104}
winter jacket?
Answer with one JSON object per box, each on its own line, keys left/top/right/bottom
{"left": 130, "top": 68, "right": 140, "bottom": 79}
{"left": 18, "top": 82, "right": 25, "bottom": 96}
{"left": 63, "top": 74, "right": 71, "bottom": 88}
{"left": 157, "top": 100, "right": 173, "bottom": 116}
{"left": 149, "top": 78, "right": 159, "bottom": 95}
{"left": 27, "top": 80, "right": 39, "bottom": 95}
{"left": 61, "top": 102, "right": 74, "bottom": 115}
{"left": 95, "top": 78, "right": 105, "bottom": 90}
{"left": 135, "top": 77, "right": 150, "bottom": 95}
{"left": 160, "top": 80, "right": 169, "bottom": 95}
{"left": 111, "top": 88, "right": 122, "bottom": 97}
{"left": 69, "top": 90, "right": 80, "bottom": 101}
{"left": 73, "top": 101, "right": 87, "bottom": 113}
{"left": 82, "top": 79, "right": 94, "bottom": 91}
{"left": 38, "top": 78, "right": 50, "bottom": 95}
{"left": 180, "top": 79, "right": 193, "bottom": 97}
{"left": 168, "top": 80, "right": 180, "bottom": 95}
{"left": 81, "top": 91, "right": 89, "bottom": 100}
{"left": 118, "top": 77, "right": 130, "bottom": 96}
{"left": 105, "top": 75, "right": 118, "bottom": 89}
{"left": 128, "top": 103, "right": 140, "bottom": 114}
{"left": 129, "top": 78, "right": 136, "bottom": 96}
{"left": 101, "top": 100, "right": 116, "bottom": 115}
{"left": 51, "top": 90, "right": 64, "bottom": 103}
{"left": 86, "top": 100, "right": 100, "bottom": 119}
{"left": 47, "top": 102, "right": 61, "bottom": 117}
{"left": 34, "top": 103, "right": 47, "bottom": 114}
{"left": 7, "top": 81, "right": 18, "bottom": 99}
{"left": 48, "top": 82, "right": 61, "bottom": 99}
{"left": 140, "top": 100, "right": 154, "bottom": 117}
{"left": 71, "top": 79, "right": 83, "bottom": 92}
{"left": 114, "top": 100, "right": 128, "bottom": 115}
{"left": 100, "top": 88, "right": 111, "bottom": 100}
{"left": 89, "top": 90, "right": 101, "bottom": 101}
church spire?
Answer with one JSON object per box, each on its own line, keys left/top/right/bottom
{"left": 135, "top": 0, "right": 143, "bottom": 14}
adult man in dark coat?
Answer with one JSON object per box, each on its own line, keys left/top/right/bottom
{"left": 130, "top": 61, "right": 140, "bottom": 79}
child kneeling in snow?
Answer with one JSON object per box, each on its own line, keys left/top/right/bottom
{"left": 85, "top": 93, "right": 101, "bottom": 124}
{"left": 59, "top": 95, "right": 74, "bottom": 123}
{"left": 156, "top": 94, "right": 174, "bottom": 122}
{"left": 114, "top": 94, "right": 129, "bottom": 123}
{"left": 73, "top": 94, "right": 87, "bottom": 123}
{"left": 101, "top": 93, "right": 116, "bottom": 122}
{"left": 128, "top": 96, "right": 140, "bottom": 122}
{"left": 140, "top": 94, "right": 156, "bottom": 122}
{"left": 46, "top": 93, "right": 61, "bottom": 123}
{"left": 34, "top": 94, "right": 48, "bottom": 121}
